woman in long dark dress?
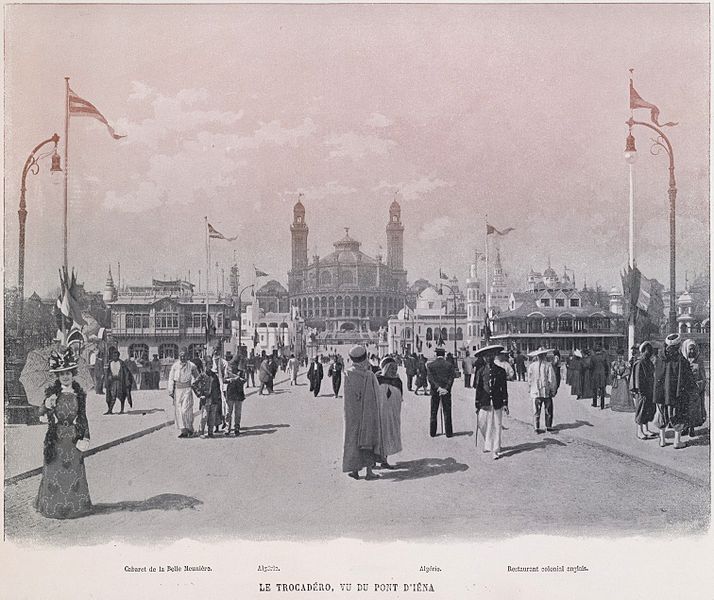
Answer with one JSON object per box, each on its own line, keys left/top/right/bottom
{"left": 35, "top": 348, "right": 92, "bottom": 519}
{"left": 581, "top": 350, "right": 594, "bottom": 401}
{"left": 569, "top": 350, "right": 583, "bottom": 398}
{"left": 631, "top": 341, "right": 657, "bottom": 439}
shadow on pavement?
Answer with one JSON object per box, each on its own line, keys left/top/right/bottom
{"left": 126, "top": 408, "right": 166, "bottom": 416}
{"left": 379, "top": 457, "right": 469, "bottom": 481}
{"left": 450, "top": 431, "right": 474, "bottom": 437}
{"left": 237, "top": 429, "right": 278, "bottom": 437}
{"left": 91, "top": 493, "right": 202, "bottom": 515}
{"left": 242, "top": 424, "right": 290, "bottom": 430}
{"left": 552, "top": 419, "right": 593, "bottom": 432}
{"left": 499, "top": 438, "right": 567, "bottom": 458}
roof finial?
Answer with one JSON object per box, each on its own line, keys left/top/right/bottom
{"left": 344, "top": 227, "right": 350, "bottom": 237}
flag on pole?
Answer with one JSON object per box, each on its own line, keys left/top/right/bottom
{"left": 486, "top": 224, "right": 515, "bottom": 236}
{"left": 68, "top": 87, "right": 126, "bottom": 140}
{"left": 208, "top": 223, "right": 237, "bottom": 241}
{"left": 629, "top": 79, "right": 678, "bottom": 128}
{"left": 254, "top": 267, "right": 268, "bottom": 277}
{"left": 56, "top": 268, "right": 86, "bottom": 328}
{"left": 439, "top": 269, "right": 449, "bottom": 280}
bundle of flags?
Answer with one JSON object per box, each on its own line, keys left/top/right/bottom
{"left": 621, "top": 266, "right": 653, "bottom": 316}
{"left": 55, "top": 267, "right": 86, "bottom": 345}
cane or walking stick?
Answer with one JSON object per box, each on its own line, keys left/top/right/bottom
{"left": 439, "top": 400, "right": 445, "bottom": 436}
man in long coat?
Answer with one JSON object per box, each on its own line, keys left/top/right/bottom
{"left": 590, "top": 345, "right": 610, "bottom": 409}
{"left": 308, "top": 355, "right": 324, "bottom": 397}
{"left": 427, "top": 347, "right": 456, "bottom": 437}
{"left": 104, "top": 347, "right": 133, "bottom": 414}
{"left": 343, "top": 345, "right": 382, "bottom": 480}
{"left": 168, "top": 347, "right": 199, "bottom": 438}
{"left": 473, "top": 344, "right": 509, "bottom": 459}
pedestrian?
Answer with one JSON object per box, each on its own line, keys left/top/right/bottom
{"left": 569, "top": 350, "right": 584, "bottom": 398}
{"left": 581, "top": 349, "right": 594, "bottom": 402}
{"left": 631, "top": 341, "right": 657, "bottom": 440}
{"left": 405, "top": 353, "right": 417, "bottom": 391}
{"left": 552, "top": 349, "right": 562, "bottom": 390}
{"left": 343, "top": 345, "right": 382, "bottom": 481}
{"left": 609, "top": 348, "right": 634, "bottom": 412}
{"left": 328, "top": 355, "right": 343, "bottom": 398}
{"left": 200, "top": 361, "right": 222, "bottom": 439}
{"left": 225, "top": 363, "right": 247, "bottom": 436}
{"left": 35, "top": 347, "right": 92, "bottom": 519}
{"left": 127, "top": 354, "right": 139, "bottom": 390}
{"left": 681, "top": 339, "right": 707, "bottom": 438}
{"left": 376, "top": 356, "right": 403, "bottom": 469}
{"left": 462, "top": 351, "right": 474, "bottom": 388}
{"left": 258, "top": 353, "right": 275, "bottom": 395}
{"left": 93, "top": 350, "right": 105, "bottom": 394}
{"left": 191, "top": 358, "right": 210, "bottom": 437}
{"left": 308, "top": 355, "right": 324, "bottom": 397}
{"left": 590, "top": 345, "right": 609, "bottom": 409}
{"left": 212, "top": 348, "right": 231, "bottom": 432}
{"left": 414, "top": 355, "right": 428, "bottom": 395}
{"left": 472, "top": 344, "right": 509, "bottom": 460}
{"left": 514, "top": 349, "right": 527, "bottom": 382}
{"left": 245, "top": 351, "right": 256, "bottom": 387}
{"left": 287, "top": 353, "right": 299, "bottom": 385}
{"left": 369, "top": 354, "right": 380, "bottom": 373}
{"left": 527, "top": 347, "right": 557, "bottom": 433}
{"left": 104, "top": 347, "right": 133, "bottom": 415}
{"left": 427, "top": 347, "right": 456, "bottom": 438}
{"left": 150, "top": 353, "right": 161, "bottom": 389}
{"left": 168, "top": 347, "right": 199, "bottom": 438}
{"left": 654, "top": 334, "right": 692, "bottom": 449}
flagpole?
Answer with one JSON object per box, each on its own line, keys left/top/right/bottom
{"left": 63, "top": 77, "right": 70, "bottom": 273}
{"left": 485, "top": 215, "right": 490, "bottom": 314}
{"left": 205, "top": 216, "right": 210, "bottom": 350}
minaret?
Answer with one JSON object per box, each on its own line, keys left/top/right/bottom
{"left": 103, "top": 266, "right": 116, "bottom": 303}
{"left": 488, "top": 247, "right": 508, "bottom": 313}
{"left": 465, "top": 259, "right": 483, "bottom": 349}
{"left": 289, "top": 194, "right": 309, "bottom": 294}
{"left": 386, "top": 194, "right": 407, "bottom": 290}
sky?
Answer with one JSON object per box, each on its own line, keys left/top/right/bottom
{"left": 4, "top": 3, "right": 710, "bottom": 299}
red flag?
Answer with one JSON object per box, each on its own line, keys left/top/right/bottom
{"left": 629, "top": 80, "right": 678, "bottom": 128}
{"left": 68, "top": 87, "right": 126, "bottom": 139}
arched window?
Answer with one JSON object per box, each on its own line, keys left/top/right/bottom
{"left": 320, "top": 270, "right": 332, "bottom": 286}
{"left": 456, "top": 327, "right": 464, "bottom": 340}
{"left": 341, "top": 271, "right": 354, "bottom": 285}
{"left": 128, "top": 343, "right": 149, "bottom": 360}
{"left": 159, "top": 343, "right": 178, "bottom": 360}
{"left": 441, "top": 327, "right": 448, "bottom": 341}
{"left": 426, "top": 327, "right": 433, "bottom": 341}
{"left": 448, "top": 327, "right": 455, "bottom": 340}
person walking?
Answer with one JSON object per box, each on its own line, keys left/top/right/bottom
{"left": 191, "top": 359, "right": 210, "bottom": 437}
{"left": 472, "top": 345, "right": 509, "bottom": 460}
{"left": 610, "top": 348, "right": 634, "bottom": 412}
{"left": 104, "top": 347, "right": 133, "bottom": 415}
{"left": 590, "top": 345, "right": 610, "bottom": 409}
{"left": 569, "top": 350, "right": 584, "bottom": 398}
{"left": 308, "top": 355, "right": 324, "bottom": 397}
{"left": 514, "top": 350, "right": 527, "bottom": 382}
{"left": 93, "top": 350, "right": 105, "bottom": 394}
{"left": 527, "top": 347, "right": 557, "bottom": 433}
{"left": 414, "top": 355, "right": 428, "bottom": 395}
{"left": 35, "top": 348, "right": 92, "bottom": 519}
{"left": 168, "top": 347, "right": 199, "bottom": 438}
{"left": 258, "top": 353, "right": 275, "bottom": 395}
{"left": 224, "top": 363, "right": 247, "bottom": 436}
{"left": 427, "top": 347, "right": 456, "bottom": 438}
{"left": 631, "top": 341, "right": 657, "bottom": 440}
{"left": 343, "top": 345, "right": 383, "bottom": 481}
{"left": 376, "top": 356, "right": 403, "bottom": 469}
{"left": 328, "top": 355, "right": 343, "bottom": 398}
{"left": 681, "top": 339, "right": 707, "bottom": 438}
{"left": 494, "top": 350, "right": 515, "bottom": 381}
{"left": 201, "top": 361, "right": 222, "bottom": 439}
{"left": 581, "top": 349, "right": 594, "bottom": 402}
{"left": 552, "top": 350, "right": 562, "bottom": 390}
{"left": 287, "top": 353, "right": 299, "bottom": 386}
{"left": 654, "top": 334, "right": 693, "bottom": 449}
{"left": 462, "top": 351, "right": 474, "bottom": 388}
{"left": 404, "top": 353, "right": 417, "bottom": 392}
{"left": 245, "top": 351, "right": 256, "bottom": 388}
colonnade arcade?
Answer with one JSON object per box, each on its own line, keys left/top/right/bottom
{"left": 293, "top": 293, "right": 401, "bottom": 321}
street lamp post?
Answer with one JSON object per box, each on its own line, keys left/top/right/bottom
{"left": 624, "top": 131, "right": 637, "bottom": 356}
{"left": 626, "top": 116, "right": 678, "bottom": 333}
{"left": 237, "top": 283, "right": 254, "bottom": 355}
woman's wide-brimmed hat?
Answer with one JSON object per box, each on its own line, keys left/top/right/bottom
{"left": 573, "top": 350, "right": 583, "bottom": 358}
{"left": 474, "top": 344, "right": 505, "bottom": 357}
{"left": 49, "top": 347, "right": 78, "bottom": 373}
{"left": 528, "top": 347, "right": 551, "bottom": 358}
{"left": 380, "top": 356, "right": 396, "bottom": 370}
{"left": 639, "top": 341, "right": 653, "bottom": 353}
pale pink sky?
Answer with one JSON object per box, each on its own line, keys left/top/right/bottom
{"left": 4, "top": 4, "right": 709, "bottom": 297}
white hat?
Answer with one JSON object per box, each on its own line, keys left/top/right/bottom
{"left": 348, "top": 345, "right": 367, "bottom": 361}
{"left": 528, "top": 347, "right": 551, "bottom": 358}
{"left": 573, "top": 350, "right": 583, "bottom": 358}
{"left": 639, "top": 341, "right": 653, "bottom": 353}
{"left": 473, "top": 344, "right": 504, "bottom": 357}
{"left": 664, "top": 333, "right": 681, "bottom": 347}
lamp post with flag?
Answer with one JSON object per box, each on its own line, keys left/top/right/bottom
{"left": 626, "top": 71, "right": 679, "bottom": 333}
{"left": 236, "top": 283, "right": 255, "bottom": 357}
{"left": 205, "top": 219, "right": 237, "bottom": 348}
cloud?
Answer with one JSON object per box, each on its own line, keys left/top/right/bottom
{"left": 325, "top": 132, "right": 396, "bottom": 159}
{"left": 104, "top": 181, "right": 164, "bottom": 213}
{"left": 418, "top": 216, "right": 452, "bottom": 241}
{"left": 128, "top": 81, "right": 154, "bottom": 102}
{"left": 366, "top": 113, "right": 392, "bottom": 128}
{"left": 291, "top": 181, "right": 358, "bottom": 200}
{"left": 237, "top": 119, "right": 316, "bottom": 149}
{"left": 376, "top": 176, "right": 454, "bottom": 200}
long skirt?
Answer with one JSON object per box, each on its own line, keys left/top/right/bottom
{"left": 174, "top": 387, "right": 195, "bottom": 432}
{"left": 634, "top": 392, "right": 656, "bottom": 425}
{"left": 687, "top": 389, "right": 707, "bottom": 429}
{"left": 581, "top": 371, "right": 594, "bottom": 399}
{"left": 609, "top": 378, "right": 635, "bottom": 412}
{"left": 35, "top": 424, "right": 92, "bottom": 519}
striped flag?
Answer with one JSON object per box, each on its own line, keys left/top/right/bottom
{"left": 254, "top": 267, "right": 268, "bottom": 277}
{"left": 208, "top": 222, "right": 237, "bottom": 241}
{"left": 487, "top": 224, "right": 515, "bottom": 236}
{"left": 68, "top": 87, "right": 126, "bottom": 140}
{"left": 630, "top": 79, "right": 678, "bottom": 128}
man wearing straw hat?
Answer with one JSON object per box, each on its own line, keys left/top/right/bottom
{"left": 527, "top": 347, "right": 557, "bottom": 433}
{"left": 472, "top": 344, "right": 509, "bottom": 459}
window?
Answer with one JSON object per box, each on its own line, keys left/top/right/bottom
{"left": 159, "top": 343, "right": 178, "bottom": 359}
{"left": 192, "top": 313, "right": 207, "bottom": 329}
{"left": 555, "top": 298, "right": 565, "bottom": 307}
{"left": 156, "top": 312, "right": 179, "bottom": 329}
{"left": 128, "top": 343, "right": 149, "bottom": 360}
{"left": 126, "top": 314, "right": 134, "bottom": 329}
{"left": 126, "top": 313, "right": 149, "bottom": 329}
{"left": 541, "top": 298, "right": 551, "bottom": 307}
{"left": 426, "top": 327, "right": 433, "bottom": 341}
{"left": 456, "top": 327, "right": 463, "bottom": 340}
{"left": 570, "top": 298, "right": 580, "bottom": 307}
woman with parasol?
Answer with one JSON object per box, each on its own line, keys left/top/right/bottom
{"left": 34, "top": 347, "right": 92, "bottom": 519}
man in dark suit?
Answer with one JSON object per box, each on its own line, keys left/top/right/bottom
{"left": 590, "top": 345, "right": 610, "bottom": 409}
{"left": 472, "top": 344, "right": 509, "bottom": 459}
{"left": 308, "top": 355, "right": 324, "bottom": 397}
{"left": 427, "top": 347, "right": 455, "bottom": 437}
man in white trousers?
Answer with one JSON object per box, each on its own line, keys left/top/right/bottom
{"left": 472, "top": 344, "right": 509, "bottom": 460}
{"left": 168, "top": 347, "right": 199, "bottom": 438}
